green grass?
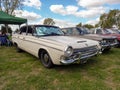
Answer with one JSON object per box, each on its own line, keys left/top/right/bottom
{"left": 0, "top": 46, "right": 120, "bottom": 90}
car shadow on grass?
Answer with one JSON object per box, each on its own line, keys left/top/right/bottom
{"left": 53, "top": 58, "right": 99, "bottom": 70}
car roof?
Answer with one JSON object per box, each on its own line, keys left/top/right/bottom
{"left": 21, "top": 25, "right": 59, "bottom": 28}
{"left": 62, "top": 27, "right": 78, "bottom": 29}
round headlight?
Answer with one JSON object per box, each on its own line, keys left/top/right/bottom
{"left": 64, "top": 46, "right": 73, "bottom": 57}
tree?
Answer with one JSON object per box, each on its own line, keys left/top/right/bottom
{"left": 0, "top": 0, "right": 24, "bottom": 14}
{"left": 83, "top": 24, "right": 94, "bottom": 29}
{"left": 95, "top": 23, "right": 99, "bottom": 28}
{"left": 99, "top": 13, "right": 108, "bottom": 28}
{"left": 0, "top": 0, "right": 24, "bottom": 33}
{"left": 99, "top": 9, "right": 120, "bottom": 29}
{"left": 43, "top": 18, "right": 55, "bottom": 25}
{"left": 76, "top": 23, "right": 82, "bottom": 27}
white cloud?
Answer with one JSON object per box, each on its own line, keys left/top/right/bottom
{"left": 27, "top": 18, "right": 76, "bottom": 28}
{"left": 9, "top": 10, "right": 42, "bottom": 31}
{"left": 14, "top": 10, "right": 42, "bottom": 21}
{"left": 77, "top": 0, "right": 104, "bottom": 8}
{"left": 75, "top": 7, "right": 106, "bottom": 18}
{"left": 107, "top": 0, "right": 120, "bottom": 4}
{"left": 54, "top": 19, "right": 76, "bottom": 28}
{"left": 66, "top": 6, "right": 79, "bottom": 15}
{"left": 28, "top": 18, "right": 45, "bottom": 25}
{"left": 22, "top": 0, "right": 41, "bottom": 9}
{"left": 77, "top": 0, "right": 120, "bottom": 8}
{"left": 50, "top": 0, "right": 120, "bottom": 19}
{"left": 50, "top": 5, "right": 79, "bottom": 15}
{"left": 50, "top": 4, "right": 106, "bottom": 18}
{"left": 50, "top": 5, "right": 67, "bottom": 15}
{"left": 86, "top": 17, "right": 100, "bottom": 25}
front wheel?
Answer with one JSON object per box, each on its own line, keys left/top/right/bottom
{"left": 40, "top": 51, "right": 54, "bottom": 68}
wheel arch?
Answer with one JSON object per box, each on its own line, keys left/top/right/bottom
{"left": 13, "top": 42, "right": 18, "bottom": 46}
{"left": 38, "top": 47, "right": 63, "bottom": 65}
{"left": 38, "top": 48, "right": 47, "bottom": 58}
{"left": 38, "top": 48, "right": 54, "bottom": 68}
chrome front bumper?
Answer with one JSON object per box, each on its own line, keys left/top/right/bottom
{"left": 60, "top": 46, "right": 99, "bottom": 65}
{"left": 101, "top": 42, "right": 118, "bottom": 51}
{"left": 109, "top": 42, "right": 118, "bottom": 47}
{"left": 101, "top": 39, "right": 118, "bottom": 48}
{"left": 60, "top": 52, "right": 98, "bottom": 64}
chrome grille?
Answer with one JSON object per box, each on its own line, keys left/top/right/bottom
{"left": 73, "top": 45, "right": 98, "bottom": 59}
{"left": 104, "top": 39, "right": 117, "bottom": 45}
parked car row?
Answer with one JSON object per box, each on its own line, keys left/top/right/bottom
{"left": 61, "top": 27, "right": 118, "bottom": 52}
{"left": 12, "top": 25, "right": 119, "bottom": 68}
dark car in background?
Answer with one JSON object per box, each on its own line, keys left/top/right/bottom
{"left": 61, "top": 27, "right": 118, "bottom": 52}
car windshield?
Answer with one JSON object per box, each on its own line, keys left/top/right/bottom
{"left": 35, "top": 26, "right": 64, "bottom": 36}
{"left": 104, "top": 29, "right": 114, "bottom": 34}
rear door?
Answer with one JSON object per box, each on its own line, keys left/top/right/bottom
{"left": 18, "top": 26, "right": 27, "bottom": 50}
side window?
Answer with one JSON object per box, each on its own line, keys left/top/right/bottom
{"left": 77, "top": 28, "right": 83, "bottom": 35}
{"left": 72, "top": 28, "right": 80, "bottom": 35}
{"left": 96, "top": 29, "right": 102, "bottom": 34}
{"left": 67, "top": 29, "right": 73, "bottom": 35}
{"left": 62, "top": 29, "right": 68, "bottom": 34}
{"left": 61, "top": 29, "right": 73, "bottom": 35}
{"left": 20, "top": 27, "right": 27, "bottom": 34}
{"left": 27, "top": 26, "right": 33, "bottom": 35}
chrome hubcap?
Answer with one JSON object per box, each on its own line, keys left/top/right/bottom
{"left": 44, "top": 54, "right": 49, "bottom": 63}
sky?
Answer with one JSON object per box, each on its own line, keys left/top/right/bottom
{"left": 3, "top": 0, "right": 120, "bottom": 30}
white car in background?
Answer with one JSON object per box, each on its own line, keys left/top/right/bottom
{"left": 12, "top": 25, "right": 101, "bottom": 68}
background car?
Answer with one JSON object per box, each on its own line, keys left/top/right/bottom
{"left": 61, "top": 27, "right": 118, "bottom": 52}
{"left": 91, "top": 28, "right": 120, "bottom": 47}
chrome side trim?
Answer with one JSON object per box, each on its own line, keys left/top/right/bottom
{"left": 13, "top": 37, "right": 63, "bottom": 52}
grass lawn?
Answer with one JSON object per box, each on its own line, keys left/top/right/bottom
{"left": 0, "top": 46, "right": 120, "bottom": 90}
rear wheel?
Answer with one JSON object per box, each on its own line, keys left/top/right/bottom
{"left": 40, "top": 50, "right": 53, "bottom": 68}
{"left": 14, "top": 43, "right": 22, "bottom": 52}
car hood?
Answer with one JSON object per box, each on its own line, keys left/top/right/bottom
{"left": 79, "top": 34, "right": 102, "bottom": 41}
{"left": 40, "top": 36, "right": 99, "bottom": 49}
{"left": 86, "top": 34, "right": 116, "bottom": 40}
{"left": 100, "top": 34, "right": 119, "bottom": 39}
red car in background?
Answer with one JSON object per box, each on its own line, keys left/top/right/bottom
{"left": 91, "top": 28, "right": 120, "bottom": 46}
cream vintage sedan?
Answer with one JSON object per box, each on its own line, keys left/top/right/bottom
{"left": 12, "top": 25, "right": 101, "bottom": 68}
